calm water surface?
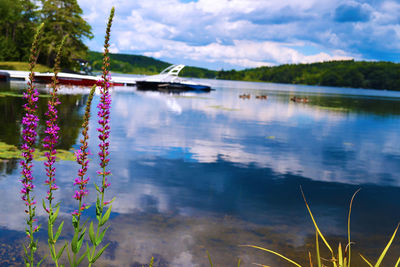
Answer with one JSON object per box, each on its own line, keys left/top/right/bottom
{"left": 0, "top": 79, "right": 400, "bottom": 266}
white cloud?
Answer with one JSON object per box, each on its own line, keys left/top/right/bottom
{"left": 77, "top": 0, "right": 399, "bottom": 68}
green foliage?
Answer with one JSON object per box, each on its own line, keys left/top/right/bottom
{"left": 38, "top": 0, "right": 93, "bottom": 68}
{"left": 217, "top": 60, "right": 400, "bottom": 91}
{"left": 0, "top": 0, "right": 92, "bottom": 69}
{"left": 0, "top": 0, "right": 38, "bottom": 61}
{"left": 87, "top": 51, "right": 218, "bottom": 78}
{"left": 87, "top": 51, "right": 170, "bottom": 75}
{"left": 0, "top": 61, "right": 52, "bottom": 72}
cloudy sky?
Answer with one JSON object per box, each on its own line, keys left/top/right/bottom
{"left": 77, "top": 0, "right": 400, "bottom": 70}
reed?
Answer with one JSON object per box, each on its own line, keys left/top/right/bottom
{"left": 242, "top": 188, "right": 400, "bottom": 267}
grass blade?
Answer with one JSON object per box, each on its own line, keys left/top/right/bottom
{"left": 374, "top": 223, "right": 399, "bottom": 267}
{"left": 348, "top": 189, "right": 360, "bottom": 267}
{"left": 301, "top": 187, "right": 333, "bottom": 254}
{"left": 315, "top": 231, "right": 321, "bottom": 267}
{"left": 242, "top": 245, "right": 303, "bottom": 267}
{"left": 338, "top": 243, "right": 343, "bottom": 266}
{"left": 395, "top": 257, "right": 400, "bottom": 267}
{"left": 207, "top": 250, "right": 213, "bottom": 267}
{"left": 253, "top": 263, "right": 272, "bottom": 267}
{"left": 360, "top": 254, "right": 373, "bottom": 267}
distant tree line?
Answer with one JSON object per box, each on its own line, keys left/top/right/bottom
{"left": 217, "top": 60, "right": 400, "bottom": 91}
{"left": 89, "top": 51, "right": 400, "bottom": 91}
{"left": 88, "top": 51, "right": 217, "bottom": 78}
{"left": 0, "top": 0, "right": 92, "bottom": 69}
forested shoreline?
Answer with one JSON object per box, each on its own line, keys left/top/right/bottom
{"left": 1, "top": 1, "right": 399, "bottom": 91}
{"left": 89, "top": 52, "right": 400, "bottom": 91}
{"left": 217, "top": 60, "right": 400, "bottom": 91}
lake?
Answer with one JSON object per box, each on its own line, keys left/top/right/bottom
{"left": 0, "top": 78, "right": 400, "bottom": 266}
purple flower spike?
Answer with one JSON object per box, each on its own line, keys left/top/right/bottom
{"left": 42, "top": 82, "right": 61, "bottom": 204}
{"left": 73, "top": 85, "right": 96, "bottom": 218}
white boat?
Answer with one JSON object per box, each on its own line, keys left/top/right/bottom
{"left": 135, "top": 64, "right": 211, "bottom": 92}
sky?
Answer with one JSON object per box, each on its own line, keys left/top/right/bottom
{"left": 77, "top": 0, "right": 400, "bottom": 70}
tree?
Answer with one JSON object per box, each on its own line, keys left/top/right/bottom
{"left": 0, "top": 0, "right": 38, "bottom": 61}
{"left": 38, "top": 0, "right": 93, "bottom": 68}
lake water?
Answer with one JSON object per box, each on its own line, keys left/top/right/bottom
{"left": 0, "top": 78, "right": 400, "bottom": 266}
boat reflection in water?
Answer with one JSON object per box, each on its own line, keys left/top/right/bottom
{"left": 136, "top": 64, "right": 212, "bottom": 93}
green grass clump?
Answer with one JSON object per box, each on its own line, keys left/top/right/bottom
{"left": 0, "top": 61, "right": 51, "bottom": 72}
{"left": 0, "top": 141, "right": 75, "bottom": 161}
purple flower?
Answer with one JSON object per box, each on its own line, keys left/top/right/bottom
{"left": 42, "top": 69, "right": 61, "bottom": 206}
{"left": 73, "top": 85, "right": 96, "bottom": 218}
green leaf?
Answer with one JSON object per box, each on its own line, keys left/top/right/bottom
{"left": 42, "top": 199, "right": 47, "bottom": 213}
{"left": 207, "top": 250, "right": 213, "bottom": 267}
{"left": 97, "top": 225, "right": 110, "bottom": 246}
{"left": 347, "top": 189, "right": 360, "bottom": 267}
{"left": 100, "top": 206, "right": 112, "bottom": 227}
{"left": 301, "top": 187, "right": 333, "bottom": 254}
{"left": 89, "top": 222, "right": 96, "bottom": 245}
{"left": 237, "top": 258, "right": 241, "bottom": 267}
{"left": 91, "top": 243, "right": 110, "bottom": 263}
{"left": 72, "top": 215, "right": 78, "bottom": 230}
{"left": 96, "top": 197, "right": 102, "bottom": 221}
{"left": 48, "top": 224, "right": 53, "bottom": 243}
{"left": 241, "top": 245, "right": 303, "bottom": 267}
{"left": 77, "top": 248, "right": 89, "bottom": 265}
{"left": 94, "top": 182, "right": 101, "bottom": 193}
{"left": 71, "top": 231, "right": 79, "bottom": 253}
{"left": 50, "top": 243, "right": 56, "bottom": 260}
{"left": 149, "top": 256, "right": 154, "bottom": 267}
{"left": 51, "top": 205, "right": 60, "bottom": 224}
{"left": 66, "top": 245, "right": 72, "bottom": 266}
{"left": 375, "top": 223, "right": 399, "bottom": 267}
{"left": 395, "top": 257, "right": 400, "bottom": 267}
{"left": 54, "top": 221, "right": 64, "bottom": 242}
{"left": 107, "top": 197, "right": 116, "bottom": 205}
{"left": 86, "top": 242, "right": 91, "bottom": 262}
{"left": 315, "top": 231, "right": 321, "bottom": 267}
{"left": 77, "top": 227, "right": 86, "bottom": 252}
{"left": 57, "top": 242, "right": 68, "bottom": 260}
{"left": 360, "top": 254, "right": 373, "bottom": 267}
{"left": 37, "top": 254, "right": 47, "bottom": 267}
{"left": 22, "top": 243, "right": 28, "bottom": 257}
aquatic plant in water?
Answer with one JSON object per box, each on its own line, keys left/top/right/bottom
{"left": 19, "top": 7, "right": 116, "bottom": 266}
{"left": 87, "top": 7, "right": 115, "bottom": 266}
{"left": 243, "top": 188, "right": 400, "bottom": 267}
{"left": 42, "top": 35, "right": 68, "bottom": 267}
{"left": 68, "top": 84, "right": 96, "bottom": 267}
{"left": 20, "top": 22, "right": 45, "bottom": 266}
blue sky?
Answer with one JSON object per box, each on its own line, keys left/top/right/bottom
{"left": 77, "top": 0, "right": 400, "bottom": 70}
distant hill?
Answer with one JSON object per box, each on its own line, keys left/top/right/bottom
{"left": 87, "top": 52, "right": 400, "bottom": 91}
{"left": 87, "top": 51, "right": 217, "bottom": 78}
{"left": 217, "top": 60, "right": 400, "bottom": 91}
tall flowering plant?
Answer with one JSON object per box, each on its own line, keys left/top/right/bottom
{"left": 42, "top": 35, "right": 68, "bottom": 267}
{"left": 87, "top": 7, "right": 115, "bottom": 266}
{"left": 20, "top": 22, "right": 45, "bottom": 267}
{"left": 19, "top": 7, "right": 116, "bottom": 266}
{"left": 68, "top": 84, "right": 96, "bottom": 267}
